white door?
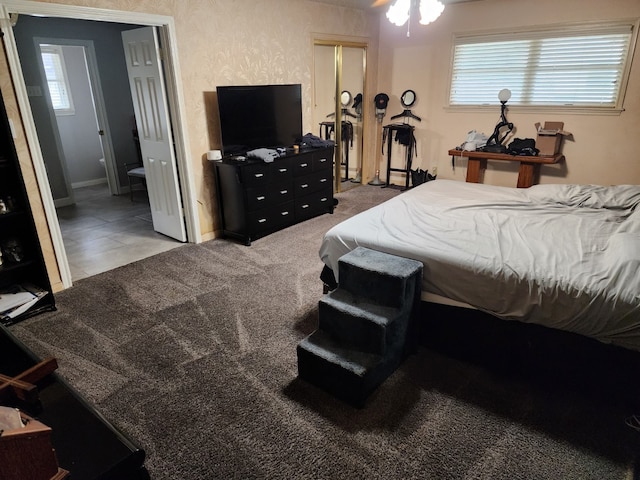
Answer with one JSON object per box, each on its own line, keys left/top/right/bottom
{"left": 121, "top": 27, "right": 187, "bottom": 242}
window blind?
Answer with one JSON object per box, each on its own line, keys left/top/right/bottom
{"left": 40, "top": 45, "right": 73, "bottom": 112}
{"left": 449, "top": 24, "right": 634, "bottom": 109}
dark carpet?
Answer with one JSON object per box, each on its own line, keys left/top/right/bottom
{"left": 9, "top": 184, "right": 640, "bottom": 480}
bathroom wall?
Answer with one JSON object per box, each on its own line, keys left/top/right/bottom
{"left": 55, "top": 45, "right": 106, "bottom": 188}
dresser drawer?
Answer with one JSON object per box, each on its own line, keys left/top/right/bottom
{"left": 295, "top": 191, "right": 333, "bottom": 220}
{"left": 291, "top": 153, "right": 314, "bottom": 176}
{"left": 247, "top": 201, "right": 295, "bottom": 232}
{"left": 294, "top": 170, "right": 332, "bottom": 196}
{"left": 242, "top": 158, "right": 291, "bottom": 186}
{"left": 245, "top": 181, "right": 293, "bottom": 211}
{"left": 312, "top": 149, "right": 333, "bottom": 171}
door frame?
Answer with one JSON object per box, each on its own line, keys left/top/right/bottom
{"left": 0, "top": 0, "right": 200, "bottom": 289}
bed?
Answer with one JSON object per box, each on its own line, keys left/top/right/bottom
{"left": 319, "top": 179, "right": 640, "bottom": 352}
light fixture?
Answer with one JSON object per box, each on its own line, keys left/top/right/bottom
{"left": 386, "top": 0, "right": 410, "bottom": 27}
{"left": 482, "top": 89, "right": 514, "bottom": 153}
{"left": 386, "top": 0, "right": 445, "bottom": 35}
{"left": 418, "top": 0, "right": 445, "bottom": 25}
{"left": 498, "top": 88, "right": 511, "bottom": 104}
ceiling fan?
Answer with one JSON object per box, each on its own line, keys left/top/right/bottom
{"left": 372, "top": 0, "right": 446, "bottom": 30}
{"left": 371, "top": 0, "right": 474, "bottom": 5}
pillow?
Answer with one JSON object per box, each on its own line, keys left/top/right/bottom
{"left": 528, "top": 184, "right": 640, "bottom": 210}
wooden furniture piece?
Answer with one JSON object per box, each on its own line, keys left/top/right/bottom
{"left": 0, "top": 411, "right": 69, "bottom": 480}
{"left": 0, "top": 357, "right": 58, "bottom": 403}
{"left": 0, "top": 323, "right": 148, "bottom": 480}
{"left": 448, "top": 149, "right": 565, "bottom": 188}
{"left": 0, "top": 91, "right": 55, "bottom": 326}
{"left": 384, "top": 124, "right": 415, "bottom": 190}
{"left": 214, "top": 146, "right": 335, "bottom": 245}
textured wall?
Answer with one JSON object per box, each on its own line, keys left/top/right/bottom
{"left": 1, "top": 0, "right": 378, "bottom": 248}
{"left": 0, "top": 0, "right": 380, "bottom": 290}
{"left": 376, "top": 0, "right": 640, "bottom": 187}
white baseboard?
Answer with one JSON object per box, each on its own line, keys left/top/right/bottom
{"left": 54, "top": 196, "right": 75, "bottom": 208}
{"left": 71, "top": 178, "right": 108, "bottom": 189}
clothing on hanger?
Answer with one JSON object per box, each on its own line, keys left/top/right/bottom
{"left": 390, "top": 109, "right": 421, "bottom": 122}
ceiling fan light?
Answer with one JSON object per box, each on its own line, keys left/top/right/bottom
{"left": 418, "top": 0, "right": 445, "bottom": 25}
{"left": 386, "top": 0, "right": 411, "bottom": 27}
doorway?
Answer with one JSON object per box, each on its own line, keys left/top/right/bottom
{"left": 14, "top": 16, "right": 182, "bottom": 281}
{"left": 36, "top": 41, "right": 106, "bottom": 203}
{"left": 1, "top": 3, "right": 199, "bottom": 288}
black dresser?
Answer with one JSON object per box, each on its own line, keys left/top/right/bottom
{"left": 214, "top": 146, "right": 334, "bottom": 245}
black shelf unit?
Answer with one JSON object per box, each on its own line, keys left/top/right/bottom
{"left": 0, "top": 90, "right": 55, "bottom": 325}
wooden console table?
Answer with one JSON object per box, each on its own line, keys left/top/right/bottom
{"left": 448, "top": 149, "right": 565, "bottom": 188}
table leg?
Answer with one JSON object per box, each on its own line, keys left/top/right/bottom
{"left": 466, "top": 158, "right": 486, "bottom": 183}
{"left": 385, "top": 130, "right": 392, "bottom": 187}
{"left": 517, "top": 162, "right": 539, "bottom": 188}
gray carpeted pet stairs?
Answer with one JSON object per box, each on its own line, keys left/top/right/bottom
{"left": 297, "top": 247, "right": 422, "bottom": 407}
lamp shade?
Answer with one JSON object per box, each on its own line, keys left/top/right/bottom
{"left": 498, "top": 88, "right": 512, "bottom": 103}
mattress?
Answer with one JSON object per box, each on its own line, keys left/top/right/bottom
{"left": 320, "top": 180, "right": 640, "bottom": 351}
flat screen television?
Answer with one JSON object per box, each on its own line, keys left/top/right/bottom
{"left": 216, "top": 84, "right": 303, "bottom": 156}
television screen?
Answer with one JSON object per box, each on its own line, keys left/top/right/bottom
{"left": 216, "top": 84, "right": 303, "bottom": 156}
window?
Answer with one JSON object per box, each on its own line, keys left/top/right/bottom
{"left": 449, "top": 22, "right": 636, "bottom": 111}
{"left": 40, "top": 44, "right": 74, "bottom": 115}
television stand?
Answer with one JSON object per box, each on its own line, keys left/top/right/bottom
{"left": 213, "top": 146, "right": 335, "bottom": 245}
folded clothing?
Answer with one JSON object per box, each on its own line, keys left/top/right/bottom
{"left": 246, "top": 148, "right": 280, "bottom": 163}
{"left": 300, "top": 133, "right": 335, "bottom": 148}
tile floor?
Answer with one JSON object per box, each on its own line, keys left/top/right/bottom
{"left": 56, "top": 183, "right": 183, "bottom": 282}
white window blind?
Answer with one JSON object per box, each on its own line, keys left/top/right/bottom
{"left": 40, "top": 44, "right": 74, "bottom": 114}
{"left": 449, "top": 23, "right": 635, "bottom": 109}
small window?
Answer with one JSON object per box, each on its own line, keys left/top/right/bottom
{"left": 449, "top": 22, "right": 636, "bottom": 111}
{"left": 40, "top": 44, "right": 75, "bottom": 115}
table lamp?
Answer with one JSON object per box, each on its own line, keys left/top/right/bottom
{"left": 482, "top": 88, "right": 513, "bottom": 153}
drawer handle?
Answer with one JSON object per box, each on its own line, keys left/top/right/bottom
{"left": 320, "top": 197, "right": 328, "bottom": 202}
{"left": 254, "top": 173, "right": 264, "bottom": 178}
{"left": 300, "top": 163, "right": 308, "bottom": 167}
{"left": 280, "top": 190, "right": 288, "bottom": 194}
{"left": 258, "top": 218, "right": 267, "bottom": 223}
{"left": 302, "top": 204, "right": 309, "bottom": 209}
{"left": 278, "top": 168, "right": 287, "bottom": 173}
{"left": 301, "top": 183, "right": 309, "bottom": 188}
{"left": 281, "top": 211, "right": 290, "bottom": 216}
{"left": 256, "top": 196, "right": 265, "bottom": 201}
{"left": 320, "top": 178, "right": 327, "bottom": 183}
{"left": 319, "top": 158, "right": 327, "bottom": 163}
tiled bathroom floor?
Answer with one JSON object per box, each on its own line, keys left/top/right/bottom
{"left": 56, "top": 184, "right": 183, "bottom": 282}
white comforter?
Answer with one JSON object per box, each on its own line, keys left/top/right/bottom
{"left": 320, "top": 180, "right": 640, "bottom": 351}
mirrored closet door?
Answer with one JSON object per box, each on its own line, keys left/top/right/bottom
{"left": 313, "top": 41, "right": 366, "bottom": 193}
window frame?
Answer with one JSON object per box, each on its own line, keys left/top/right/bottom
{"left": 446, "top": 20, "right": 639, "bottom": 115}
{"left": 39, "top": 43, "right": 75, "bottom": 116}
